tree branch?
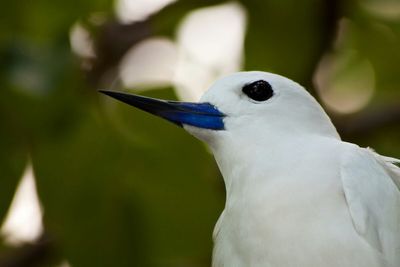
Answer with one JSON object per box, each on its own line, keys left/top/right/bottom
{"left": 333, "top": 104, "right": 400, "bottom": 139}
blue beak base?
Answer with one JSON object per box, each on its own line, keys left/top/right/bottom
{"left": 99, "top": 90, "right": 225, "bottom": 130}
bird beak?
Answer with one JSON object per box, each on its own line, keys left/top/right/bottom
{"left": 99, "top": 90, "right": 225, "bottom": 130}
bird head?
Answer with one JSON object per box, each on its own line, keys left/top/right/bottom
{"left": 100, "top": 71, "right": 339, "bottom": 150}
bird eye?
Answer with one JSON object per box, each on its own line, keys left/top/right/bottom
{"left": 242, "top": 80, "right": 273, "bottom": 102}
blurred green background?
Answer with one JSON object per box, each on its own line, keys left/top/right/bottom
{"left": 1, "top": 0, "right": 399, "bottom": 266}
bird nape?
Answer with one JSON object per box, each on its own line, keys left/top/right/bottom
{"left": 100, "top": 71, "right": 400, "bottom": 267}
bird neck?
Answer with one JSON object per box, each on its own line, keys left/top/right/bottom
{"left": 210, "top": 130, "right": 340, "bottom": 200}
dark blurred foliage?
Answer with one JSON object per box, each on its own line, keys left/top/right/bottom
{"left": 1, "top": 0, "right": 399, "bottom": 266}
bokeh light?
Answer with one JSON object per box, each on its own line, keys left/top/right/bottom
{"left": 174, "top": 2, "right": 246, "bottom": 101}
{"left": 115, "top": 0, "right": 176, "bottom": 24}
{"left": 119, "top": 38, "right": 178, "bottom": 90}
{"left": 314, "top": 18, "right": 375, "bottom": 114}
{"left": 116, "top": 2, "right": 246, "bottom": 102}
{"left": 1, "top": 164, "right": 44, "bottom": 246}
{"left": 314, "top": 49, "right": 375, "bottom": 114}
{"left": 70, "top": 23, "right": 96, "bottom": 59}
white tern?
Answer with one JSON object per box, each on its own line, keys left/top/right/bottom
{"left": 100, "top": 71, "right": 400, "bottom": 267}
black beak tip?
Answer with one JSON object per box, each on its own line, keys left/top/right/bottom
{"left": 98, "top": 89, "right": 134, "bottom": 105}
{"left": 99, "top": 89, "right": 117, "bottom": 97}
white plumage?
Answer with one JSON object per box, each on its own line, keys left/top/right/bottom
{"left": 184, "top": 71, "right": 400, "bottom": 267}
{"left": 101, "top": 70, "right": 400, "bottom": 267}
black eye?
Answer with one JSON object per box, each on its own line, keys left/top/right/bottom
{"left": 242, "top": 80, "right": 273, "bottom": 101}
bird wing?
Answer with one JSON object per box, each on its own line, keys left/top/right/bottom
{"left": 367, "top": 148, "right": 400, "bottom": 190}
{"left": 341, "top": 145, "right": 400, "bottom": 265}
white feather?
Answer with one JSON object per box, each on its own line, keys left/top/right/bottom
{"left": 341, "top": 145, "right": 400, "bottom": 266}
{"left": 183, "top": 71, "right": 400, "bottom": 267}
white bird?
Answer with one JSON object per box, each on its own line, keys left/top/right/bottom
{"left": 101, "top": 71, "right": 400, "bottom": 267}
